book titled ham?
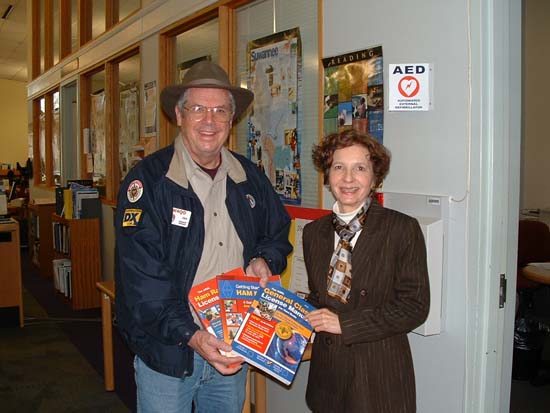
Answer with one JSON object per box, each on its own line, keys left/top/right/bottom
{"left": 231, "top": 284, "right": 316, "bottom": 385}
{"left": 217, "top": 270, "right": 281, "bottom": 346}
{"left": 188, "top": 277, "right": 224, "bottom": 340}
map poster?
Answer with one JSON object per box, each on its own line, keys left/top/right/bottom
{"left": 322, "top": 46, "right": 384, "bottom": 143}
{"left": 247, "top": 28, "right": 302, "bottom": 205}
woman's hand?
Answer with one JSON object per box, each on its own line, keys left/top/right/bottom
{"left": 306, "top": 308, "right": 342, "bottom": 335}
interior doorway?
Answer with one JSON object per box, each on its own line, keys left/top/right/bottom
{"left": 509, "top": 0, "right": 550, "bottom": 410}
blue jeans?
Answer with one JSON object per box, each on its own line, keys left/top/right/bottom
{"left": 134, "top": 354, "right": 247, "bottom": 413}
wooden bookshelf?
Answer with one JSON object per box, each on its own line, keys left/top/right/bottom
{"left": 28, "top": 202, "right": 56, "bottom": 278}
{"left": 52, "top": 214, "right": 101, "bottom": 310}
{"left": 0, "top": 218, "right": 23, "bottom": 327}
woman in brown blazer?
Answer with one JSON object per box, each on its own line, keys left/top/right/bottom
{"left": 304, "top": 130, "right": 430, "bottom": 412}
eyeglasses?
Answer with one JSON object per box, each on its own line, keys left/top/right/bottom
{"left": 183, "top": 105, "right": 232, "bottom": 122}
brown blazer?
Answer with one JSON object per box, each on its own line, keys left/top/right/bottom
{"left": 303, "top": 200, "right": 430, "bottom": 413}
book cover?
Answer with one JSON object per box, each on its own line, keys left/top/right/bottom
{"left": 75, "top": 190, "right": 99, "bottom": 219}
{"left": 218, "top": 270, "right": 281, "bottom": 346}
{"left": 63, "top": 189, "right": 73, "bottom": 219}
{"left": 231, "top": 285, "right": 316, "bottom": 386}
{"left": 188, "top": 277, "right": 224, "bottom": 340}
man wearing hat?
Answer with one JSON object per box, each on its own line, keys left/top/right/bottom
{"left": 115, "top": 61, "right": 292, "bottom": 412}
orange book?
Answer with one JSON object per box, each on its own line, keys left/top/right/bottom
{"left": 188, "top": 277, "right": 223, "bottom": 339}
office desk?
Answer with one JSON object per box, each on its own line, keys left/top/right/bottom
{"left": 522, "top": 264, "right": 550, "bottom": 285}
{"left": 0, "top": 218, "right": 23, "bottom": 327}
{"left": 96, "top": 280, "right": 311, "bottom": 412}
{"left": 520, "top": 264, "right": 550, "bottom": 385}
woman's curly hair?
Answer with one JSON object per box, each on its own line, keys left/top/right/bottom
{"left": 312, "top": 129, "right": 391, "bottom": 189}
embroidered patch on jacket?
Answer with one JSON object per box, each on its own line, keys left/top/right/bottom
{"left": 172, "top": 207, "right": 192, "bottom": 228}
{"left": 245, "top": 194, "right": 256, "bottom": 208}
{"left": 127, "top": 180, "right": 143, "bottom": 203}
{"left": 122, "top": 209, "right": 142, "bottom": 227}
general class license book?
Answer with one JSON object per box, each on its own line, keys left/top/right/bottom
{"left": 231, "top": 285, "right": 316, "bottom": 385}
{"left": 218, "top": 271, "right": 281, "bottom": 346}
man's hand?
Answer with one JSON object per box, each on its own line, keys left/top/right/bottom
{"left": 306, "top": 308, "right": 342, "bottom": 335}
{"left": 245, "top": 257, "right": 272, "bottom": 287}
{"left": 188, "top": 330, "right": 244, "bottom": 375}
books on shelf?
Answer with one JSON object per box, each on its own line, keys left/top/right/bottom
{"left": 52, "top": 221, "right": 71, "bottom": 254}
{"left": 56, "top": 182, "right": 99, "bottom": 219}
{"left": 231, "top": 285, "right": 316, "bottom": 386}
{"left": 52, "top": 258, "right": 72, "bottom": 297}
{"left": 63, "top": 189, "right": 73, "bottom": 219}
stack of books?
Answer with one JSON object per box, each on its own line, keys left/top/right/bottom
{"left": 52, "top": 258, "right": 72, "bottom": 297}
{"left": 189, "top": 267, "right": 316, "bottom": 385}
{"left": 55, "top": 182, "right": 100, "bottom": 219}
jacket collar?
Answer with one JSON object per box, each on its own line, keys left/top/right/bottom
{"left": 166, "top": 135, "right": 247, "bottom": 188}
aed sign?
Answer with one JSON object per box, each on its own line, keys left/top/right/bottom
{"left": 389, "top": 64, "right": 431, "bottom": 111}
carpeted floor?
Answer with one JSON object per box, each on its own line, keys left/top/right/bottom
{"left": 0, "top": 249, "right": 136, "bottom": 412}
{"left": 18, "top": 250, "right": 137, "bottom": 411}
{"left": 0, "top": 288, "right": 129, "bottom": 412}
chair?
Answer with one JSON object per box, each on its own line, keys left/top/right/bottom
{"left": 516, "top": 219, "right": 550, "bottom": 313}
{"left": 513, "top": 220, "right": 550, "bottom": 381}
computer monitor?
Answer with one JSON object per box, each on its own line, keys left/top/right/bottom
{"left": 8, "top": 182, "right": 17, "bottom": 202}
{"left": 0, "top": 193, "right": 7, "bottom": 216}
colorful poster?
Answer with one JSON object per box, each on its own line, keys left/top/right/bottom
{"left": 247, "top": 28, "right": 302, "bottom": 205}
{"left": 322, "top": 46, "right": 384, "bottom": 143}
{"left": 119, "top": 86, "right": 140, "bottom": 181}
{"left": 144, "top": 80, "right": 157, "bottom": 136}
{"left": 90, "top": 92, "right": 106, "bottom": 195}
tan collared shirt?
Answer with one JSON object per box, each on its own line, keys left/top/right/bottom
{"left": 171, "top": 136, "right": 245, "bottom": 327}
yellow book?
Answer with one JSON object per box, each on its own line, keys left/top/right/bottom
{"left": 63, "top": 189, "right": 73, "bottom": 219}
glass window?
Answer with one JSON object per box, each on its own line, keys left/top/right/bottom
{"left": 61, "top": 81, "right": 79, "bottom": 185}
{"left": 40, "top": 0, "right": 45, "bottom": 74}
{"left": 52, "top": 91, "right": 61, "bottom": 186}
{"left": 92, "top": 0, "right": 106, "bottom": 40}
{"left": 28, "top": 101, "right": 34, "bottom": 161}
{"left": 53, "top": 0, "right": 60, "bottom": 65}
{"left": 119, "top": 0, "right": 140, "bottom": 22}
{"left": 174, "top": 19, "right": 219, "bottom": 84}
{"left": 39, "top": 98, "right": 46, "bottom": 183}
{"left": 89, "top": 70, "right": 107, "bottom": 196}
{"left": 118, "top": 54, "right": 141, "bottom": 182}
{"left": 71, "top": 0, "right": 78, "bottom": 53}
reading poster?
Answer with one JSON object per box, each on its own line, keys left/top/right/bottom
{"left": 247, "top": 28, "right": 302, "bottom": 205}
{"left": 322, "top": 46, "right": 384, "bottom": 143}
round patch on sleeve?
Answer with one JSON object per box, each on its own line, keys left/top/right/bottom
{"left": 127, "top": 180, "right": 144, "bottom": 203}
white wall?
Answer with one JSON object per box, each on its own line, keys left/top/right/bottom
{"left": 522, "top": 0, "right": 550, "bottom": 211}
{"left": 268, "top": 1, "right": 472, "bottom": 411}
{"left": 0, "top": 79, "right": 28, "bottom": 167}
{"left": 322, "top": 1, "right": 469, "bottom": 411}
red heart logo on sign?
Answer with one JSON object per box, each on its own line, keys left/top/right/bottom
{"left": 398, "top": 76, "right": 420, "bottom": 97}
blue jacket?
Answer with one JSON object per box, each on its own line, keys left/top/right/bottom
{"left": 115, "top": 140, "right": 292, "bottom": 377}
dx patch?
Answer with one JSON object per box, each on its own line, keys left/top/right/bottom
{"left": 123, "top": 209, "right": 142, "bottom": 227}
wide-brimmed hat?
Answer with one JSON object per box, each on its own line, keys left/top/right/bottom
{"left": 160, "top": 61, "right": 254, "bottom": 123}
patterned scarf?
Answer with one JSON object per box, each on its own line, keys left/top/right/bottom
{"left": 327, "top": 198, "right": 371, "bottom": 303}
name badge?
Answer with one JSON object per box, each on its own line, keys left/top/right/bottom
{"left": 172, "top": 207, "right": 191, "bottom": 228}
